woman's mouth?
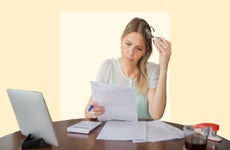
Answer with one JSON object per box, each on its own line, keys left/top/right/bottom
{"left": 126, "top": 56, "right": 133, "bottom": 62}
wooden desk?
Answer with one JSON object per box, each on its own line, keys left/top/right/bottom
{"left": 0, "top": 119, "right": 229, "bottom": 150}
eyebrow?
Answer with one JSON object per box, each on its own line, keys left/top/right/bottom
{"left": 126, "top": 40, "right": 145, "bottom": 48}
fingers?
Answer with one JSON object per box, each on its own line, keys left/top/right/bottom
{"left": 87, "top": 100, "right": 105, "bottom": 118}
{"left": 154, "top": 36, "right": 171, "bottom": 53}
{"left": 90, "top": 106, "right": 105, "bottom": 118}
{"left": 154, "top": 37, "right": 172, "bottom": 71}
{"left": 91, "top": 105, "right": 105, "bottom": 115}
{"left": 89, "top": 111, "right": 97, "bottom": 118}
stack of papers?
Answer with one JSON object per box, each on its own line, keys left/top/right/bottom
{"left": 96, "top": 120, "right": 184, "bottom": 143}
{"left": 134, "top": 120, "right": 184, "bottom": 143}
{"left": 90, "top": 81, "right": 137, "bottom": 122}
{"left": 96, "top": 121, "right": 146, "bottom": 141}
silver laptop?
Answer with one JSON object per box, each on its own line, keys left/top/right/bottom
{"left": 7, "top": 89, "right": 59, "bottom": 147}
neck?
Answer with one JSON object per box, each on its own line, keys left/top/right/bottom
{"left": 119, "top": 58, "right": 139, "bottom": 79}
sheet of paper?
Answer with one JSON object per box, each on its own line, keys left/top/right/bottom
{"left": 96, "top": 121, "right": 146, "bottom": 141}
{"left": 133, "top": 120, "right": 184, "bottom": 143}
{"left": 90, "top": 81, "right": 137, "bottom": 122}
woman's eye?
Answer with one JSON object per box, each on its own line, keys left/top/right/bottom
{"left": 137, "top": 47, "right": 143, "bottom": 51}
{"left": 125, "top": 42, "right": 131, "bottom": 46}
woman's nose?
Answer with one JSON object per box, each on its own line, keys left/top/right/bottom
{"left": 127, "top": 47, "right": 135, "bottom": 56}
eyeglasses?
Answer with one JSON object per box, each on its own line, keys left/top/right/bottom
{"left": 145, "top": 26, "right": 159, "bottom": 44}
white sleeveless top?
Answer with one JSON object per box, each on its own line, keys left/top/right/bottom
{"left": 95, "top": 58, "right": 159, "bottom": 119}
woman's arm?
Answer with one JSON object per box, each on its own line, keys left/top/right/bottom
{"left": 148, "top": 70, "right": 167, "bottom": 119}
{"left": 147, "top": 37, "right": 171, "bottom": 120}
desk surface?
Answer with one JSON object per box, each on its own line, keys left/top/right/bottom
{"left": 0, "top": 119, "right": 229, "bottom": 150}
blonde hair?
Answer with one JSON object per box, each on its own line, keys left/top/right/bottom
{"left": 121, "top": 17, "right": 153, "bottom": 94}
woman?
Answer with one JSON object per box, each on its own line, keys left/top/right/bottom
{"left": 85, "top": 17, "right": 171, "bottom": 120}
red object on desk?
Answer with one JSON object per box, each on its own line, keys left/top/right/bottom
{"left": 193, "top": 123, "right": 222, "bottom": 142}
{"left": 193, "top": 123, "right": 219, "bottom": 132}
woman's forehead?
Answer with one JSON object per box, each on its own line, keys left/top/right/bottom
{"left": 124, "top": 32, "right": 145, "bottom": 46}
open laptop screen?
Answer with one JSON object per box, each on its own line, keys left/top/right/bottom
{"left": 7, "top": 89, "right": 58, "bottom": 147}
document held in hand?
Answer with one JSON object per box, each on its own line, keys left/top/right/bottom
{"left": 90, "top": 81, "right": 138, "bottom": 122}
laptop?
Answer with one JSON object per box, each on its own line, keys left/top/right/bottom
{"left": 7, "top": 89, "right": 59, "bottom": 147}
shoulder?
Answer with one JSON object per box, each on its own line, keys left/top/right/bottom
{"left": 146, "top": 62, "right": 159, "bottom": 71}
{"left": 146, "top": 62, "right": 160, "bottom": 87}
{"left": 146, "top": 61, "right": 160, "bottom": 77}
{"left": 101, "top": 58, "right": 117, "bottom": 66}
{"left": 100, "top": 58, "right": 118, "bottom": 70}
{"left": 102, "top": 58, "right": 117, "bottom": 65}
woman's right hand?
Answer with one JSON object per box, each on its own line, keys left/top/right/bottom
{"left": 154, "top": 36, "right": 171, "bottom": 72}
{"left": 86, "top": 100, "right": 105, "bottom": 119}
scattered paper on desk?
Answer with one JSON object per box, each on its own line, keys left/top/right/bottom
{"left": 96, "top": 120, "right": 183, "bottom": 142}
{"left": 96, "top": 121, "right": 147, "bottom": 141}
{"left": 90, "top": 81, "right": 138, "bottom": 122}
{"left": 133, "top": 120, "right": 184, "bottom": 143}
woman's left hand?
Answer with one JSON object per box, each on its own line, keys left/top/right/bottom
{"left": 154, "top": 36, "right": 171, "bottom": 71}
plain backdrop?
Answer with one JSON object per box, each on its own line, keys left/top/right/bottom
{"left": 0, "top": 0, "right": 229, "bottom": 140}
{"left": 60, "top": 12, "right": 170, "bottom": 120}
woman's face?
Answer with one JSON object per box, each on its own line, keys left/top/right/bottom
{"left": 121, "top": 32, "right": 146, "bottom": 67}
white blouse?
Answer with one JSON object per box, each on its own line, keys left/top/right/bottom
{"left": 95, "top": 58, "right": 159, "bottom": 119}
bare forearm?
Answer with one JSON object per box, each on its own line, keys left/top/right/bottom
{"left": 148, "top": 70, "right": 167, "bottom": 119}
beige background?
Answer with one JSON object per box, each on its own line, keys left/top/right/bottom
{"left": 0, "top": 0, "right": 230, "bottom": 140}
{"left": 60, "top": 12, "right": 170, "bottom": 120}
